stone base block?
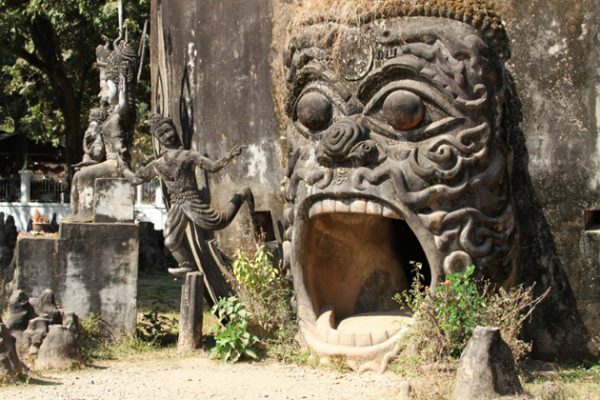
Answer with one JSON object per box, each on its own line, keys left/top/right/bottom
{"left": 14, "top": 222, "right": 139, "bottom": 337}
{"left": 94, "top": 178, "right": 135, "bottom": 223}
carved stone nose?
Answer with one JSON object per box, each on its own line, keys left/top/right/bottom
{"left": 316, "top": 117, "right": 379, "bottom": 167}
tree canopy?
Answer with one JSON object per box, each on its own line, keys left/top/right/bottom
{"left": 0, "top": 0, "right": 151, "bottom": 168}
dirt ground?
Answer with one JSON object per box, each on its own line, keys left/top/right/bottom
{"left": 0, "top": 355, "right": 406, "bottom": 400}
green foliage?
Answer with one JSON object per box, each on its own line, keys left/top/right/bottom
{"left": 232, "top": 244, "right": 294, "bottom": 341}
{"left": 210, "top": 296, "right": 259, "bottom": 363}
{"left": 0, "top": 0, "right": 151, "bottom": 162}
{"left": 395, "top": 263, "right": 547, "bottom": 362}
{"left": 232, "top": 245, "right": 279, "bottom": 296}
{"left": 435, "top": 265, "right": 485, "bottom": 356}
{"left": 79, "top": 308, "right": 178, "bottom": 362}
{"left": 136, "top": 308, "right": 178, "bottom": 346}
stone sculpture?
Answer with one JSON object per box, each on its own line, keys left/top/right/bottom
{"left": 0, "top": 213, "right": 17, "bottom": 271}
{"left": 36, "top": 324, "right": 83, "bottom": 370}
{"left": 0, "top": 320, "right": 23, "bottom": 382}
{"left": 4, "top": 289, "right": 82, "bottom": 370}
{"left": 125, "top": 114, "right": 254, "bottom": 277}
{"left": 280, "top": 1, "right": 517, "bottom": 371}
{"left": 454, "top": 326, "right": 523, "bottom": 399}
{"left": 70, "top": 34, "right": 139, "bottom": 219}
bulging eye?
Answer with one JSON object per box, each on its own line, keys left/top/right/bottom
{"left": 296, "top": 92, "right": 333, "bottom": 131}
{"left": 382, "top": 90, "right": 424, "bottom": 131}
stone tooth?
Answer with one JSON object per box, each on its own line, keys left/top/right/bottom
{"left": 386, "top": 330, "right": 399, "bottom": 340}
{"left": 340, "top": 333, "right": 356, "bottom": 347}
{"left": 308, "top": 201, "right": 322, "bottom": 219}
{"left": 297, "top": 304, "right": 314, "bottom": 321}
{"left": 316, "top": 308, "right": 335, "bottom": 339}
{"left": 371, "top": 329, "right": 389, "bottom": 345}
{"left": 327, "top": 329, "right": 340, "bottom": 345}
{"left": 366, "top": 201, "right": 383, "bottom": 215}
{"left": 350, "top": 199, "right": 367, "bottom": 213}
{"left": 334, "top": 200, "right": 351, "bottom": 213}
{"left": 355, "top": 333, "right": 373, "bottom": 347}
{"left": 382, "top": 206, "right": 401, "bottom": 219}
{"left": 321, "top": 199, "right": 336, "bottom": 214}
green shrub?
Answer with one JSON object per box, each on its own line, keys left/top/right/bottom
{"left": 436, "top": 265, "right": 486, "bottom": 356}
{"left": 395, "top": 263, "right": 548, "bottom": 362}
{"left": 232, "top": 244, "right": 294, "bottom": 341}
{"left": 233, "top": 245, "right": 279, "bottom": 296}
{"left": 209, "top": 296, "right": 259, "bottom": 363}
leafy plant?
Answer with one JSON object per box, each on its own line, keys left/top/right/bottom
{"left": 435, "top": 265, "right": 486, "bottom": 356}
{"left": 232, "top": 245, "right": 279, "bottom": 296}
{"left": 232, "top": 244, "right": 294, "bottom": 340}
{"left": 210, "top": 296, "right": 259, "bottom": 363}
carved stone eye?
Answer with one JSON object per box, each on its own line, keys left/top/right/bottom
{"left": 296, "top": 92, "right": 333, "bottom": 131}
{"left": 382, "top": 90, "right": 425, "bottom": 131}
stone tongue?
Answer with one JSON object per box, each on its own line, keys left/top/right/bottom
{"left": 336, "top": 310, "right": 413, "bottom": 335}
{"left": 315, "top": 307, "right": 414, "bottom": 347}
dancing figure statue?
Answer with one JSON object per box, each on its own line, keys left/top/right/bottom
{"left": 125, "top": 114, "right": 254, "bottom": 276}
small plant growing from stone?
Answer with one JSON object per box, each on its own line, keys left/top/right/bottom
{"left": 210, "top": 296, "right": 259, "bottom": 363}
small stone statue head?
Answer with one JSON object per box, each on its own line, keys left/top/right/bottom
{"left": 96, "top": 37, "right": 139, "bottom": 107}
{"left": 278, "top": 0, "right": 517, "bottom": 371}
{"left": 148, "top": 113, "right": 182, "bottom": 149}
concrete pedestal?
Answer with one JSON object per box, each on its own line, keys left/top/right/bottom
{"left": 13, "top": 222, "right": 139, "bottom": 337}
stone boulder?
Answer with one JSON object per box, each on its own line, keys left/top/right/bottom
{"left": 5, "top": 289, "right": 37, "bottom": 331}
{"left": 0, "top": 322, "right": 23, "bottom": 382}
{"left": 35, "top": 325, "right": 83, "bottom": 370}
{"left": 30, "top": 289, "right": 62, "bottom": 325}
{"left": 454, "top": 327, "right": 523, "bottom": 399}
{"left": 22, "top": 317, "right": 51, "bottom": 356}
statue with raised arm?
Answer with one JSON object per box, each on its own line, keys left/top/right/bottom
{"left": 125, "top": 114, "right": 254, "bottom": 277}
{"left": 70, "top": 34, "right": 139, "bottom": 219}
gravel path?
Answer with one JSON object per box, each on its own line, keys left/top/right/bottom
{"left": 1, "top": 356, "right": 406, "bottom": 400}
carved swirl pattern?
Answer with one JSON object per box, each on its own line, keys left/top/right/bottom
{"left": 283, "top": 18, "right": 517, "bottom": 283}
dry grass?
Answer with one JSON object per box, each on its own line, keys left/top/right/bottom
{"left": 388, "top": 360, "right": 600, "bottom": 400}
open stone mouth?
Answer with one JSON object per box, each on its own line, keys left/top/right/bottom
{"left": 296, "top": 197, "right": 432, "bottom": 355}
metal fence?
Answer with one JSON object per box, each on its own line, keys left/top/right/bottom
{"left": 140, "top": 179, "right": 160, "bottom": 204}
{"left": 30, "top": 178, "right": 67, "bottom": 203}
{"left": 0, "top": 177, "right": 20, "bottom": 202}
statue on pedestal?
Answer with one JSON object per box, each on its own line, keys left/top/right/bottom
{"left": 70, "top": 34, "right": 139, "bottom": 219}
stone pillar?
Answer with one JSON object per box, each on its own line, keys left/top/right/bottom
{"left": 178, "top": 272, "right": 204, "bottom": 352}
{"left": 18, "top": 170, "right": 33, "bottom": 204}
{"left": 154, "top": 185, "right": 164, "bottom": 208}
{"left": 136, "top": 184, "right": 143, "bottom": 205}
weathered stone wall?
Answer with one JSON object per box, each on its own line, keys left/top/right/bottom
{"left": 151, "top": 0, "right": 284, "bottom": 255}
{"left": 151, "top": 0, "right": 599, "bottom": 360}
{"left": 501, "top": 0, "right": 599, "bottom": 359}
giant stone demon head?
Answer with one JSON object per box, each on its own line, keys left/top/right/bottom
{"left": 280, "top": 1, "right": 518, "bottom": 371}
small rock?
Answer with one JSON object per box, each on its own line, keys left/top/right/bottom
{"left": 0, "top": 322, "right": 24, "bottom": 381}
{"left": 33, "top": 289, "right": 63, "bottom": 325}
{"left": 454, "top": 326, "right": 523, "bottom": 399}
{"left": 36, "top": 325, "right": 83, "bottom": 370}
{"left": 5, "top": 290, "right": 37, "bottom": 331}
{"left": 23, "top": 317, "right": 51, "bottom": 356}
{"left": 396, "top": 381, "right": 412, "bottom": 399}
